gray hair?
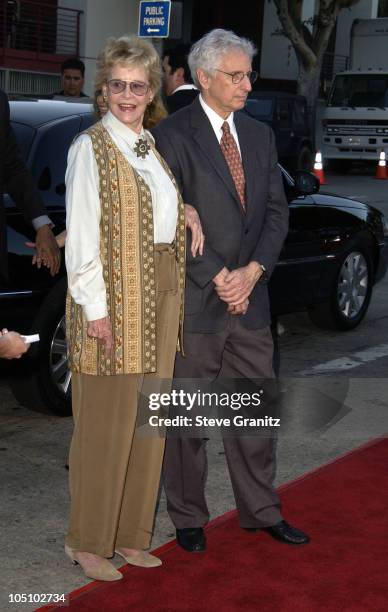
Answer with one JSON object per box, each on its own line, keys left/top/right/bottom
{"left": 188, "top": 29, "right": 256, "bottom": 89}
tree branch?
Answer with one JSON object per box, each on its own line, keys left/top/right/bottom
{"left": 273, "top": 0, "right": 317, "bottom": 68}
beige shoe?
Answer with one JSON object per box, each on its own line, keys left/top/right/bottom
{"left": 115, "top": 548, "right": 162, "bottom": 568}
{"left": 65, "top": 545, "right": 122, "bottom": 582}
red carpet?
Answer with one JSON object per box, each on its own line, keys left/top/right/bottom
{"left": 39, "top": 438, "right": 388, "bottom": 612}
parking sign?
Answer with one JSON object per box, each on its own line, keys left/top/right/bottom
{"left": 138, "top": 1, "right": 171, "bottom": 38}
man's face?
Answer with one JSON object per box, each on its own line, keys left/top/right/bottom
{"left": 162, "top": 55, "right": 181, "bottom": 96}
{"left": 62, "top": 69, "right": 84, "bottom": 96}
{"left": 199, "top": 50, "right": 252, "bottom": 118}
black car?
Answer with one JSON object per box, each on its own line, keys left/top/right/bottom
{"left": 2, "top": 100, "right": 388, "bottom": 416}
{"left": 243, "top": 91, "right": 314, "bottom": 171}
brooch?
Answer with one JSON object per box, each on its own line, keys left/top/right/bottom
{"left": 134, "top": 138, "right": 151, "bottom": 159}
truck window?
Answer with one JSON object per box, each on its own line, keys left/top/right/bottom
{"left": 329, "top": 74, "right": 388, "bottom": 107}
{"left": 244, "top": 98, "right": 274, "bottom": 121}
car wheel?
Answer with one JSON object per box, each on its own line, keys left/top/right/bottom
{"left": 10, "top": 278, "right": 72, "bottom": 416}
{"left": 308, "top": 246, "right": 373, "bottom": 331}
{"left": 297, "top": 145, "right": 314, "bottom": 171}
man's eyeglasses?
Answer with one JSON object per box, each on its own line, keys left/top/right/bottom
{"left": 107, "top": 79, "right": 150, "bottom": 96}
{"left": 215, "top": 69, "right": 258, "bottom": 85}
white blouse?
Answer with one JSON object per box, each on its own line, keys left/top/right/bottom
{"left": 65, "top": 111, "right": 178, "bottom": 321}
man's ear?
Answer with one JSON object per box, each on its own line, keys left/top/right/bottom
{"left": 197, "top": 68, "right": 210, "bottom": 91}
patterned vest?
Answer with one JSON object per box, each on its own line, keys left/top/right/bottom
{"left": 66, "top": 122, "right": 185, "bottom": 375}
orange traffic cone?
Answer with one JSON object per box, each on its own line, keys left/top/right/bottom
{"left": 313, "top": 151, "right": 326, "bottom": 185}
{"left": 375, "top": 150, "right": 388, "bottom": 179}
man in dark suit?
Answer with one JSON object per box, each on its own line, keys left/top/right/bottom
{"left": 52, "top": 58, "right": 88, "bottom": 98}
{"left": 162, "top": 44, "right": 199, "bottom": 113}
{"left": 0, "top": 88, "right": 60, "bottom": 283}
{"left": 153, "top": 29, "right": 309, "bottom": 553}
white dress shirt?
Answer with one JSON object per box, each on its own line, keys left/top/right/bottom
{"left": 198, "top": 94, "right": 242, "bottom": 156}
{"left": 65, "top": 111, "right": 178, "bottom": 321}
{"left": 171, "top": 84, "right": 198, "bottom": 94}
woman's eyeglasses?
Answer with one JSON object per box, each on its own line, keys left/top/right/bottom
{"left": 215, "top": 70, "right": 258, "bottom": 85}
{"left": 107, "top": 79, "right": 150, "bottom": 96}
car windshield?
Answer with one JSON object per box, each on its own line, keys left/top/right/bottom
{"left": 245, "top": 98, "right": 274, "bottom": 120}
{"left": 10, "top": 121, "right": 35, "bottom": 160}
{"left": 328, "top": 74, "right": 388, "bottom": 107}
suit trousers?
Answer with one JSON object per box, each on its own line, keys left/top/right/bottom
{"left": 163, "top": 317, "right": 282, "bottom": 529}
{"left": 66, "top": 244, "right": 181, "bottom": 556}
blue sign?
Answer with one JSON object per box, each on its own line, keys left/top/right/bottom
{"left": 138, "top": 1, "right": 171, "bottom": 38}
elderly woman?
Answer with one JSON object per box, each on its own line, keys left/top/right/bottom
{"left": 64, "top": 36, "right": 203, "bottom": 582}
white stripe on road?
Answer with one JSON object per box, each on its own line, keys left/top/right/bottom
{"left": 300, "top": 343, "right": 388, "bottom": 374}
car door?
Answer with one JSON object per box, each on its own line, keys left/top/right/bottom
{"left": 4, "top": 116, "right": 82, "bottom": 291}
{"left": 269, "top": 182, "right": 331, "bottom": 314}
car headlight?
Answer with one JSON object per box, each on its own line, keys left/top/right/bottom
{"left": 383, "top": 214, "right": 388, "bottom": 237}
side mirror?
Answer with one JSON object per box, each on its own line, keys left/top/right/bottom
{"left": 294, "top": 170, "right": 320, "bottom": 195}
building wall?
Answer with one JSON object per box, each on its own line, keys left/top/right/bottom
{"left": 4, "top": 0, "right": 382, "bottom": 96}
{"left": 335, "top": 0, "right": 379, "bottom": 59}
{"left": 260, "top": 0, "right": 379, "bottom": 86}
{"left": 56, "top": 0, "right": 86, "bottom": 55}
{"left": 58, "top": 0, "right": 141, "bottom": 95}
{"left": 84, "top": 0, "right": 141, "bottom": 94}
{"left": 260, "top": 0, "right": 316, "bottom": 83}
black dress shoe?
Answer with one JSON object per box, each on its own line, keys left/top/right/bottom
{"left": 263, "top": 520, "right": 310, "bottom": 545}
{"left": 176, "top": 528, "right": 206, "bottom": 552}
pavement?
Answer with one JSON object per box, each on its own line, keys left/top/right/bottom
{"left": 1, "top": 382, "right": 381, "bottom": 612}
{"left": 1, "top": 167, "right": 388, "bottom": 611}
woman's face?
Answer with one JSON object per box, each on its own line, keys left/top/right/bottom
{"left": 104, "top": 63, "right": 153, "bottom": 133}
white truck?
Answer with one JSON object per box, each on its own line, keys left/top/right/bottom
{"left": 322, "top": 18, "right": 388, "bottom": 170}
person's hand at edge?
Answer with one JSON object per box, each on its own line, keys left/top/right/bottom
{"left": 0, "top": 330, "right": 30, "bottom": 359}
{"left": 215, "top": 262, "right": 262, "bottom": 305}
{"left": 26, "top": 230, "right": 66, "bottom": 268}
{"left": 228, "top": 298, "right": 249, "bottom": 315}
{"left": 212, "top": 266, "right": 229, "bottom": 287}
{"left": 87, "top": 316, "right": 113, "bottom": 353}
{"left": 35, "top": 225, "right": 61, "bottom": 275}
{"left": 184, "top": 204, "right": 205, "bottom": 257}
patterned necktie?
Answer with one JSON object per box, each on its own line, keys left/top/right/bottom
{"left": 220, "top": 121, "right": 246, "bottom": 212}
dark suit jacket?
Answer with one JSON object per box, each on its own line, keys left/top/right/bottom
{"left": 166, "top": 88, "right": 199, "bottom": 114}
{"left": 152, "top": 97, "right": 289, "bottom": 332}
{"left": 0, "top": 89, "right": 46, "bottom": 282}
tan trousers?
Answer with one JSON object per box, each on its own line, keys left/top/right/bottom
{"left": 66, "top": 245, "right": 181, "bottom": 556}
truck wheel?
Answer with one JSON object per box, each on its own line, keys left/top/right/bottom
{"left": 10, "top": 278, "right": 72, "bottom": 416}
{"left": 308, "top": 245, "right": 373, "bottom": 331}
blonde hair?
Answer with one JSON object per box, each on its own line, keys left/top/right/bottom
{"left": 143, "top": 94, "right": 168, "bottom": 129}
{"left": 95, "top": 35, "right": 162, "bottom": 100}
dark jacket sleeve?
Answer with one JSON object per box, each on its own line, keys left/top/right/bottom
{"left": 1, "top": 90, "right": 46, "bottom": 221}
{"left": 152, "top": 122, "right": 225, "bottom": 288}
{"left": 251, "top": 127, "right": 289, "bottom": 278}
